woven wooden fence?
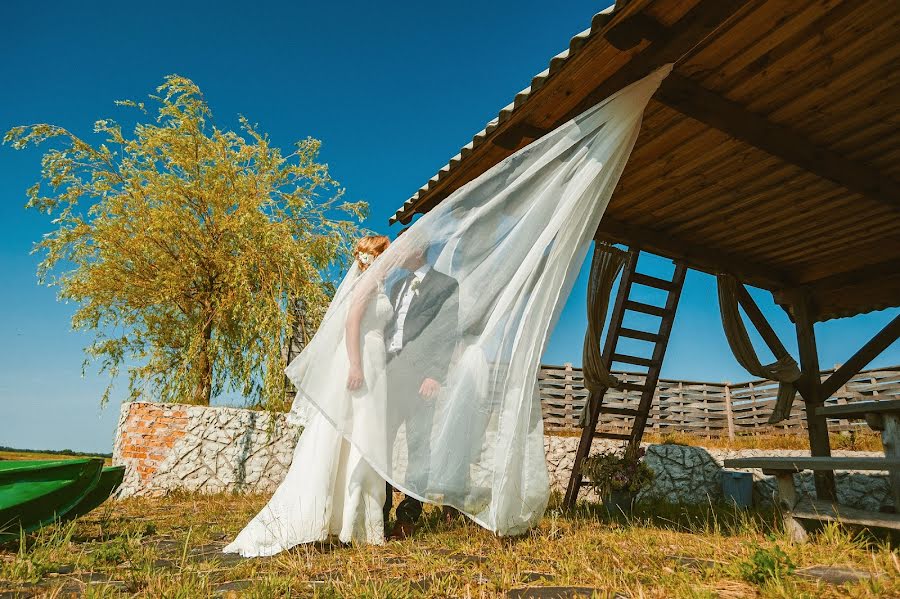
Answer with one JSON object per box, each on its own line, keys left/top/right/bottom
{"left": 538, "top": 364, "right": 900, "bottom": 437}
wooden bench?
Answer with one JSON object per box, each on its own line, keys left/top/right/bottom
{"left": 723, "top": 456, "right": 900, "bottom": 542}
{"left": 816, "top": 399, "right": 900, "bottom": 511}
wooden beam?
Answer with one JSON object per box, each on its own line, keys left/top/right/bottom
{"left": 461, "top": 1, "right": 753, "bottom": 179}
{"left": 790, "top": 291, "right": 837, "bottom": 501}
{"left": 656, "top": 73, "right": 900, "bottom": 211}
{"left": 734, "top": 283, "right": 792, "bottom": 359}
{"left": 604, "top": 13, "right": 668, "bottom": 51}
{"left": 594, "top": 217, "right": 792, "bottom": 290}
{"left": 820, "top": 314, "right": 900, "bottom": 400}
{"left": 558, "top": 0, "right": 751, "bottom": 127}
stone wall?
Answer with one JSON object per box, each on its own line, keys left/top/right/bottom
{"left": 544, "top": 436, "right": 893, "bottom": 511}
{"left": 114, "top": 401, "right": 299, "bottom": 497}
{"left": 115, "top": 402, "right": 892, "bottom": 510}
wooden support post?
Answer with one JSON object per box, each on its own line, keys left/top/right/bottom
{"left": 771, "top": 471, "right": 808, "bottom": 543}
{"left": 880, "top": 414, "right": 900, "bottom": 513}
{"left": 791, "top": 293, "right": 837, "bottom": 501}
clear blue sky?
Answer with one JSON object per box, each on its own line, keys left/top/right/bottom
{"left": 2, "top": 1, "right": 897, "bottom": 453}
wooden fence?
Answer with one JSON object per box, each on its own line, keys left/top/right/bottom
{"left": 538, "top": 364, "right": 900, "bottom": 437}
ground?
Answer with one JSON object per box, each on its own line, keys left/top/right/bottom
{"left": 1, "top": 489, "right": 897, "bottom": 598}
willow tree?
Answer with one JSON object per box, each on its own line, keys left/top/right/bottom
{"left": 5, "top": 76, "right": 366, "bottom": 407}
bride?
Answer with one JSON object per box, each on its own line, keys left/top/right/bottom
{"left": 224, "top": 235, "right": 393, "bottom": 556}
{"left": 225, "top": 67, "right": 671, "bottom": 552}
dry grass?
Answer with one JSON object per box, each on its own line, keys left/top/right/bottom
{"left": 635, "top": 431, "right": 883, "bottom": 452}
{"left": 1, "top": 492, "right": 897, "bottom": 598}
{"left": 0, "top": 451, "right": 113, "bottom": 466}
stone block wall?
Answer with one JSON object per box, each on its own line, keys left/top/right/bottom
{"left": 113, "top": 401, "right": 299, "bottom": 497}
{"left": 543, "top": 436, "right": 892, "bottom": 511}
{"left": 115, "top": 402, "right": 892, "bottom": 511}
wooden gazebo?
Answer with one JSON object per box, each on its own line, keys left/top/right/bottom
{"left": 388, "top": 0, "right": 899, "bottom": 515}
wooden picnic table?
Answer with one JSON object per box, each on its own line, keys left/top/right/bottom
{"left": 816, "top": 398, "right": 900, "bottom": 511}
{"left": 725, "top": 399, "right": 900, "bottom": 541}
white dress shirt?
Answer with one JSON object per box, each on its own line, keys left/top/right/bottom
{"left": 388, "top": 264, "right": 431, "bottom": 352}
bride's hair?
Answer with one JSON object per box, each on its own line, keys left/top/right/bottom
{"left": 353, "top": 235, "right": 390, "bottom": 271}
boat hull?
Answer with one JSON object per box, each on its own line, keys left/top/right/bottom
{"left": 0, "top": 459, "right": 105, "bottom": 540}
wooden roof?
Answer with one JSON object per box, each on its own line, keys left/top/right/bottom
{"left": 389, "top": 0, "right": 900, "bottom": 322}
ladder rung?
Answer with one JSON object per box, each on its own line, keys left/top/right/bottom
{"left": 598, "top": 406, "right": 640, "bottom": 417}
{"left": 618, "top": 381, "right": 647, "bottom": 392}
{"left": 611, "top": 353, "right": 657, "bottom": 368}
{"left": 593, "top": 432, "right": 631, "bottom": 441}
{"left": 624, "top": 301, "right": 669, "bottom": 317}
{"left": 631, "top": 272, "right": 674, "bottom": 291}
{"left": 618, "top": 327, "right": 660, "bottom": 342}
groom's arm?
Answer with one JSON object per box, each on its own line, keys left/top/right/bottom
{"left": 422, "top": 280, "right": 459, "bottom": 384}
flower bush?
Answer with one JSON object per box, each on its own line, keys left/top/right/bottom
{"left": 580, "top": 447, "right": 655, "bottom": 498}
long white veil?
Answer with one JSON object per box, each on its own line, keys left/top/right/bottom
{"left": 286, "top": 67, "right": 670, "bottom": 535}
{"left": 286, "top": 262, "right": 361, "bottom": 427}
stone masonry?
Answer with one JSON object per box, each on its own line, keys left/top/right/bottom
{"left": 114, "top": 401, "right": 299, "bottom": 497}
{"left": 115, "top": 402, "right": 892, "bottom": 510}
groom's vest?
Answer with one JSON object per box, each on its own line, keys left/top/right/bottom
{"left": 386, "top": 268, "right": 459, "bottom": 382}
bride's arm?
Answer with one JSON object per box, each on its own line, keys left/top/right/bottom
{"left": 345, "top": 277, "right": 376, "bottom": 390}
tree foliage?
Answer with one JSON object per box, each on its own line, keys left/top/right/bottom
{"left": 5, "top": 75, "right": 367, "bottom": 407}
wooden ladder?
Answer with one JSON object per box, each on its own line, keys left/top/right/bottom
{"left": 563, "top": 248, "right": 687, "bottom": 509}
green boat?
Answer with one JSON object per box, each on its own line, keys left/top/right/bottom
{"left": 60, "top": 464, "right": 125, "bottom": 522}
{"left": 0, "top": 459, "right": 124, "bottom": 541}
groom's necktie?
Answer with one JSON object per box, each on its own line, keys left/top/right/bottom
{"left": 388, "top": 273, "right": 418, "bottom": 354}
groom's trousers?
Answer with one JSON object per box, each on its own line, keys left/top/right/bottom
{"left": 382, "top": 349, "right": 435, "bottom": 525}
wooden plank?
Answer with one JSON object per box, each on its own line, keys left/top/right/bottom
{"left": 631, "top": 272, "right": 675, "bottom": 291}
{"left": 656, "top": 73, "right": 900, "bottom": 211}
{"left": 792, "top": 498, "right": 900, "bottom": 531}
{"left": 624, "top": 300, "right": 669, "bottom": 317}
{"left": 724, "top": 456, "right": 900, "bottom": 473}
{"left": 598, "top": 406, "right": 641, "bottom": 417}
{"left": 595, "top": 217, "right": 792, "bottom": 290}
{"left": 611, "top": 353, "right": 657, "bottom": 368}
{"left": 594, "top": 432, "right": 632, "bottom": 441}
{"left": 619, "top": 327, "right": 660, "bottom": 342}
{"left": 816, "top": 399, "right": 900, "bottom": 420}
{"left": 557, "top": 0, "right": 754, "bottom": 128}
{"left": 724, "top": 381, "right": 736, "bottom": 441}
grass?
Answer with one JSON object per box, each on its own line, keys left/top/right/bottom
{"left": 0, "top": 449, "right": 113, "bottom": 466}
{"left": 1, "top": 492, "right": 897, "bottom": 597}
{"left": 639, "top": 430, "right": 885, "bottom": 452}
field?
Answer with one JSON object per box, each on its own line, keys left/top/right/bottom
{"left": 0, "top": 450, "right": 112, "bottom": 466}
{"left": 0, "top": 490, "right": 897, "bottom": 598}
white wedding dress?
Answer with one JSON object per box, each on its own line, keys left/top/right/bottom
{"left": 223, "top": 286, "right": 393, "bottom": 556}
{"left": 225, "top": 67, "right": 670, "bottom": 546}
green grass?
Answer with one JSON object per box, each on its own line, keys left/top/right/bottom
{"left": 0, "top": 491, "right": 897, "bottom": 597}
{"left": 0, "top": 448, "right": 113, "bottom": 465}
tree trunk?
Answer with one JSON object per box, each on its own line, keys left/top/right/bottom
{"left": 192, "top": 316, "right": 214, "bottom": 405}
{"left": 282, "top": 297, "right": 308, "bottom": 408}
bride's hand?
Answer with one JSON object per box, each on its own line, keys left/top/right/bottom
{"left": 347, "top": 363, "right": 365, "bottom": 390}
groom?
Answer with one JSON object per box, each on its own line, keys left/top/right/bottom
{"left": 383, "top": 230, "right": 459, "bottom": 539}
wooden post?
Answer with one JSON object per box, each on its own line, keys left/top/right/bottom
{"left": 773, "top": 472, "right": 808, "bottom": 543}
{"left": 564, "top": 362, "right": 575, "bottom": 429}
{"left": 791, "top": 292, "right": 837, "bottom": 501}
{"left": 724, "top": 382, "right": 736, "bottom": 441}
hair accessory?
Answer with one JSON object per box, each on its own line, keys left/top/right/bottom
{"left": 358, "top": 252, "right": 374, "bottom": 266}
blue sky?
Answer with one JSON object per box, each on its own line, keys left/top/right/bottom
{"left": 2, "top": 1, "right": 897, "bottom": 453}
